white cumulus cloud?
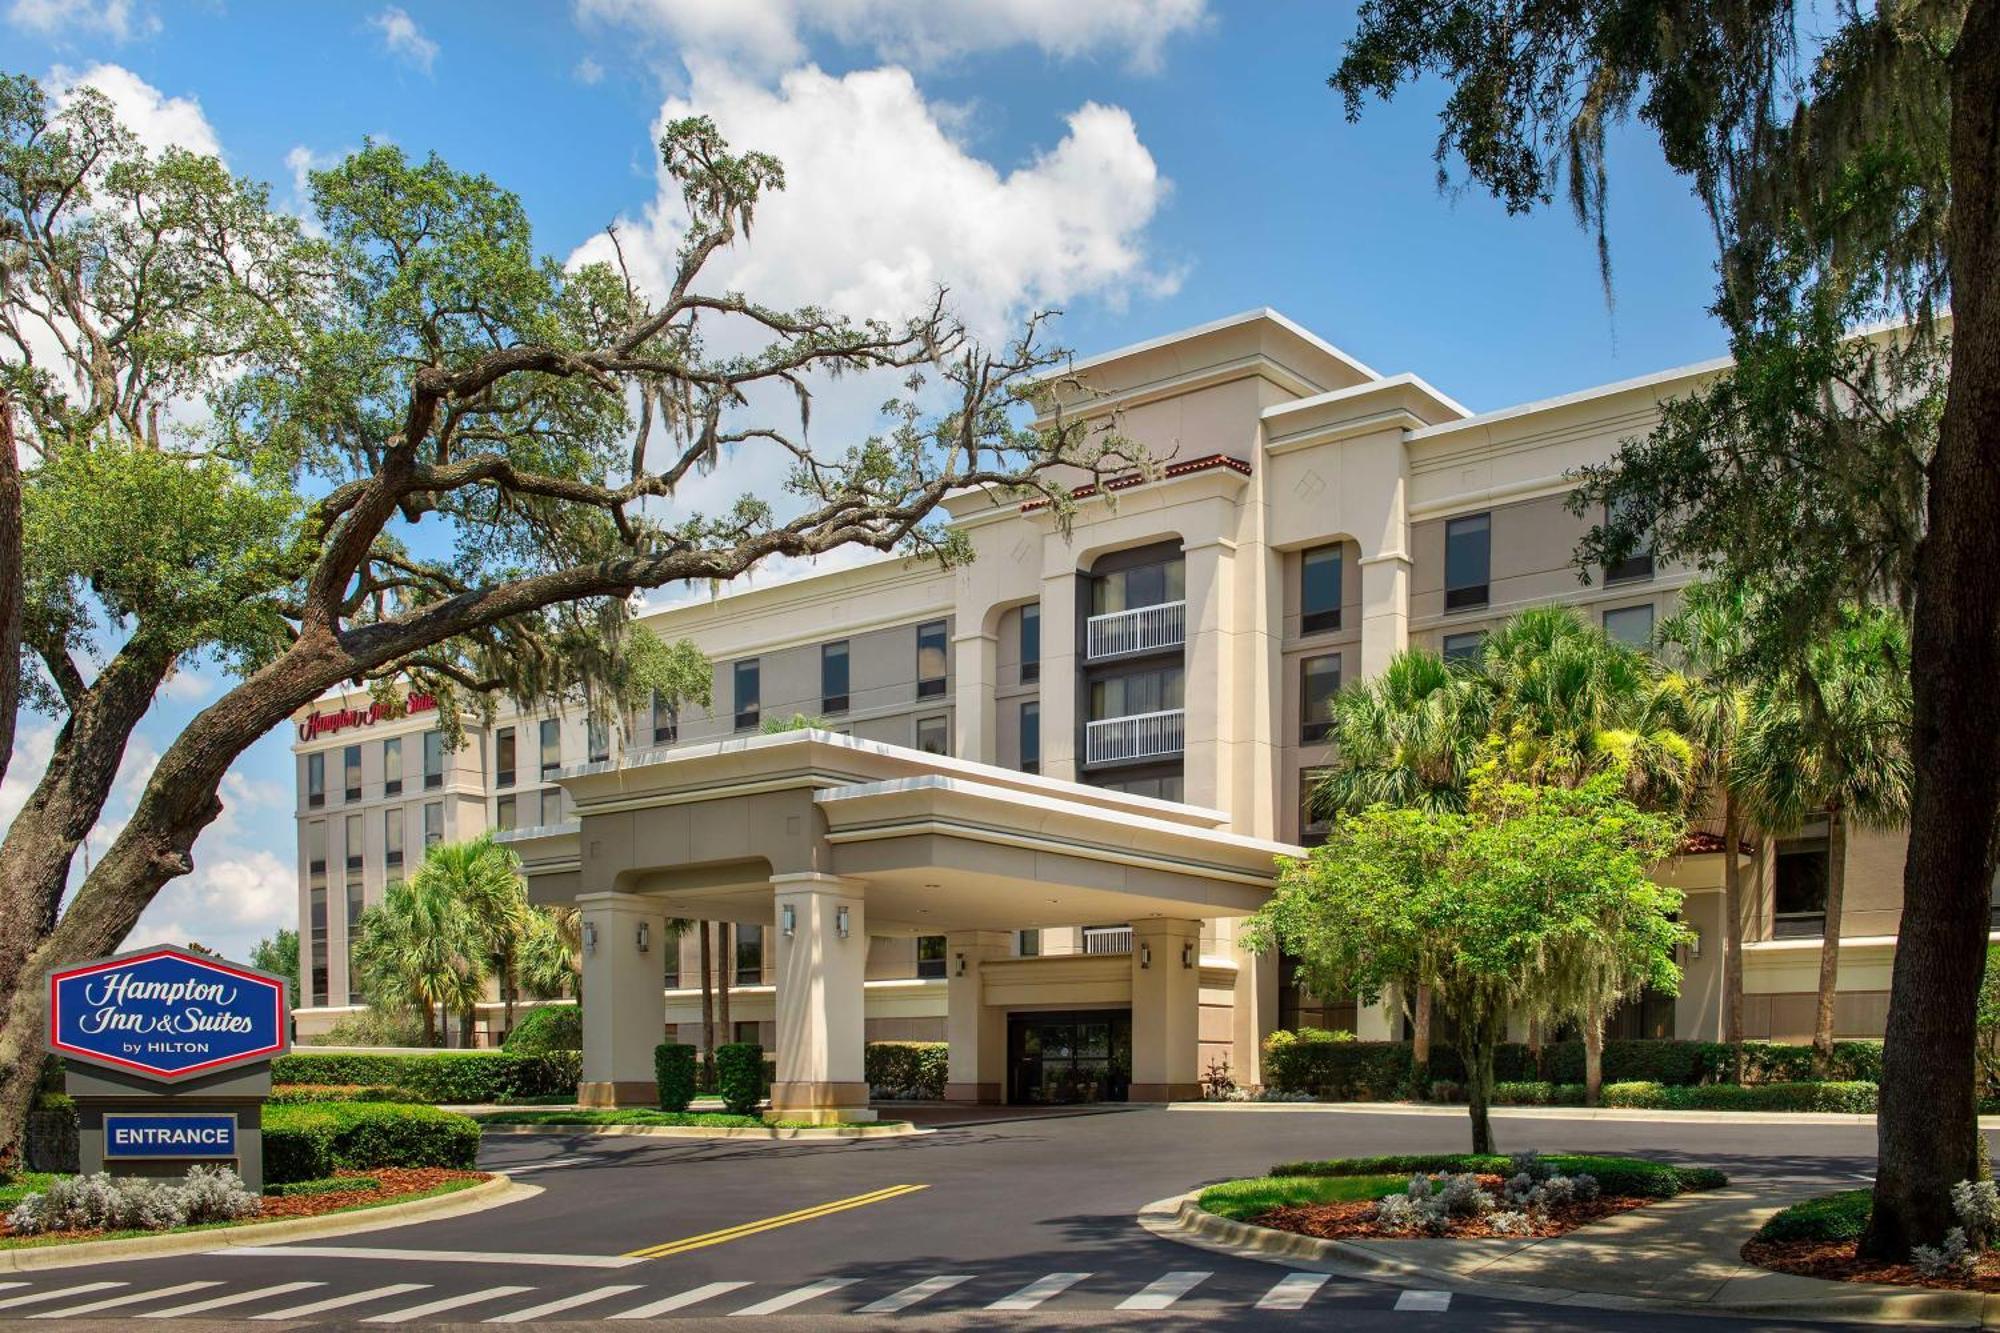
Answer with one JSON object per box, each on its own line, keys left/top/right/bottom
{"left": 8, "top": 0, "right": 157, "bottom": 43}
{"left": 45, "top": 62, "right": 221, "bottom": 160}
{"left": 369, "top": 6, "right": 439, "bottom": 74}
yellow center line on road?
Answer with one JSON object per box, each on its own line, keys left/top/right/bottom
{"left": 624, "top": 1184, "right": 930, "bottom": 1259}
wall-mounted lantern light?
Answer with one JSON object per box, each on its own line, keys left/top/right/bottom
{"left": 1181, "top": 942, "right": 1194, "bottom": 970}
{"left": 1140, "top": 943, "right": 1152, "bottom": 969}
{"left": 836, "top": 905, "right": 851, "bottom": 939}
{"left": 782, "top": 903, "right": 797, "bottom": 937}
{"left": 635, "top": 922, "right": 650, "bottom": 954}
{"left": 582, "top": 920, "right": 598, "bottom": 955}
{"left": 955, "top": 951, "right": 967, "bottom": 978}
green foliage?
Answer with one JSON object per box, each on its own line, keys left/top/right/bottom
{"left": 352, "top": 867, "right": 488, "bottom": 1046}
{"left": 1755, "top": 1190, "right": 1876, "bottom": 1243}
{"left": 1603, "top": 1080, "right": 1878, "bottom": 1113}
{"left": 1268, "top": 1153, "right": 1724, "bottom": 1200}
{"left": 864, "top": 1042, "right": 949, "bottom": 1100}
{"left": 655, "top": 1044, "right": 699, "bottom": 1113}
{"left": 302, "top": 1008, "right": 427, "bottom": 1048}
{"left": 261, "top": 1103, "right": 480, "bottom": 1184}
{"left": 271, "top": 1051, "right": 578, "bottom": 1102}
{"left": 760, "top": 713, "right": 830, "bottom": 734}
{"left": 1979, "top": 945, "right": 2000, "bottom": 1098}
{"left": 518, "top": 908, "right": 581, "bottom": 1002}
{"left": 267, "top": 1085, "right": 425, "bottom": 1105}
{"left": 502, "top": 1006, "right": 582, "bottom": 1055}
{"left": 1198, "top": 1174, "right": 1407, "bottom": 1221}
{"left": 250, "top": 930, "right": 302, "bottom": 1008}
{"left": 264, "top": 1175, "right": 384, "bottom": 1198}
{"left": 477, "top": 1109, "right": 769, "bottom": 1129}
{"left": 715, "top": 1043, "right": 765, "bottom": 1116}
{"left": 1492, "top": 1081, "right": 1587, "bottom": 1106}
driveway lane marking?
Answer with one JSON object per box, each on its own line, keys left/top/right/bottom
{"left": 361, "top": 1285, "right": 534, "bottom": 1323}
{"left": 1117, "top": 1270, "right": 1211, "bottom": 1310}
{"left": 626, "top": 1184, "right": 928, "bottom": 1259}
{"left": 728, "top": 1278, "right": 857, "bottom": 1317}
{"left": 856, "top": 1275, "right": 973, "bottom": 1313}
{"left": 228, "top": 1244, "right": 638, "bottom": 1267}
{"left": 30, "top": 1281, "right": 219, "bottom": 1318}
{"left": 139, "top": 1282, "right": 322, "bottom": 1318}
{"left": 251, "top": 1283, "right": 430, "bottom": 1320}
{"left": 483, "top": 1284, "right": 644, "bottom": 1322}
{"left": 1396, "top": 1289, "right": 1453, "bottom": 1311}
{"left": 0, "top": 1284, "right": 124, "bottom": 1312}
{"left": 608, "top": 1281, "right": 752, "bottom": 1317}
{"left": 1256, "top": 1272, "right": 1330, "bottom": 1309}
{"left": 987, "top": 1273, "right": 1090, "bottom": 1310}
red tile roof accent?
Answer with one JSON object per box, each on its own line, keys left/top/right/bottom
{"left": 1678, "top": 829, "right": 1755, "bottom": 856}
{"left": 1019, "top": 453, "right": 1252, "bottom": 512}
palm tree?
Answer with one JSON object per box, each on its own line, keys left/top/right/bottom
{"left": 1737, "top": 604, "right": 1912, "bottom": 1067}
{"left": 352, "top": 876, "right": 488, "bottom": 1047}
{"left": 1655, "top": 581, "right": 1757, "bottom": 1066}
{"left": 519, "top": 905, "right": 580, "bottom": 1002}
{"left": 416, "top": 837, "right": 531, "bottom": 1041}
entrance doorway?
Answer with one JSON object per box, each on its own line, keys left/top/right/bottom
{"left": 1007, "top": 1009, "right": 1132, "bottom": 1104}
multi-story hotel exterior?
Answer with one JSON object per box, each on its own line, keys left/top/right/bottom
{"left": 290, "top": 309, "right": 1921, "bottom": 1115}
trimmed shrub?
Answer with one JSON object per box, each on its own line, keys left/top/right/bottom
{"left": 1262, "top": 1039, "right": 1417, "bottom": 1099}
{"left": 5, "top": 1165, "right": 258, "bottom": 1235}
{"left": 272, "top": 1051, "right": 579, "bottom": 1102}
{"left": 262, "top": 1103, "right": 480, "bottom": 1184}
{"left": 502, "top": 1006, "right": 582, "bottom": 1055}
{"left": 1602, "top": 1080, "right": 1877, "bottom": 1113}
{"left": 301, "top": 1009, "right": 426, "bottom": 1048}
{"left": 265, "top": 1175, "right": 383, "bottom": 1198}
{"left": 715, "top": 1043, "right": 764, "bottom": 1116}
{"left": 269, "top": 1085, "right": 425, "bottom": 1105}
{"left": 865, "top": 1042, "right": 948, "bottom": 1100}
{"left": 655, "top": 1044, "right": 699, "bottom": 1113}
{"left": 1268, "top": 1152, "right": 1722, "bottom": 1200}
{"left": 1754, "top": 1189, "right": 1873, "bottom": 1243}
{"left": 1493, "top": 1080, "right": 1587, "bottom": 1106}
{"left": 25, "top": 1091, "right": 78, "bottom": 1173}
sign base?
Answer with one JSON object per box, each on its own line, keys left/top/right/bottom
{"left": 67, "top": 1061, "right": 271, "bottom": 1192}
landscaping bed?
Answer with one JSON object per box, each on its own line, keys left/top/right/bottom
{"left": 1743, "top": 1189, "right": 2000, "bottom": 1292}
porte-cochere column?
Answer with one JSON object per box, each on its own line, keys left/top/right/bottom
{"left": 577, "top": 891, "right": 668, "bottom": 1107}
{"left": 769, "top": 873, "right": 874, "bottom": 1124}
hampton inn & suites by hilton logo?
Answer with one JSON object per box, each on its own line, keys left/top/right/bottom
{"left": 48, "top": 945, "right": 289, "bottom": 1081}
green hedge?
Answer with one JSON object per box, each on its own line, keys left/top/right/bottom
{"left": 1492, "top": 1080, "right": 1587, "bottom": 1106}
{"left": 265, "top": 1175, "right": 384, "bottom": 1198}
{"left": 655, "top": 1044, "right": 698, "bottom": 1113}
{"left": 716, "top": 1043, "right": 764, "bottom": 1116}
{"left": 271, "top": 1051, "right": 579, "bottom": 1102}
{"left": 1602, "top": 1080, "right": 1878, "bottom": 1113}
{"left": 502, "top": 1006, "right": 582, "bottom": 1055}
{"left": 262, "top": 1103, "right": 481, "bottom": 1184}
{"left": 865, "top": 1042, "right": 948, "bottom": 1100}
{"left": 1753, "top": 1189, "right": 1874, "bottom": 1243}
{"left": 268, "top": 1085, "right": 426, "bottom": 1105}
{"left": 1267, "top": 1152, "right": 1726, "bottom": 1199}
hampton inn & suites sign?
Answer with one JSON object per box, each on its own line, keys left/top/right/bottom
{"left": 296, "top": 690, "right": 437, "bottom": 741}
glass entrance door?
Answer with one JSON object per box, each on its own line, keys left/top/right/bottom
{"left": 1007, "top": 1010, "right": 1132, "bottom": 1104}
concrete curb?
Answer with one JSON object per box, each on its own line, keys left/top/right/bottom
{"left": 476, "top": 1120, "right": 922, "bottom": 1141}
{"left": 1140, "top": 1191, "right": 1998, "bottom": 1327}
{"left": 1165, "top": 1101, "right": 2000, "bottom": 1128}
{"left": 0, "top": 1175, "right": 537, "bottom": 1274}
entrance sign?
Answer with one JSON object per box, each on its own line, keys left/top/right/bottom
{"left": 104, "top": 1113, "right": 238, "bottom": 1159}
{"left": 49, "top": 945, "right": 289, "bottom": 1081}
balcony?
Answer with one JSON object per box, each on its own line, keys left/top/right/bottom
{"left": 1086, "top": 600, "right": 1186, "bottom": 661}
{"left": 1082, "top": 926, "right": 1133, "bottom": 955}
{"left": 1085, "top": 708, "right": 1185, "bottom": 765}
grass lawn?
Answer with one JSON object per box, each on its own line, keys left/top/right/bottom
{"left": 1198, "top": 1174, "right": 1407, "bottom": 1222}
{"left": 475, "top": 1109, "right": 905, "bottom": 1130}
{"left": 1752, "top": 1189, "right": 1872, "bottom": 1243}
{"left": 0, "top": 1173, "right": 61, "bottom": 1210}
{"left": 0, "top": 1175, "right": 483, "bottom": 1250}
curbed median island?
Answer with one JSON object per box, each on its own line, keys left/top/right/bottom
{"left": 1744, "top": 1182, "right": 2000, "bottom": 1292}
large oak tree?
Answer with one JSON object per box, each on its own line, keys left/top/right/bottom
{"left": 0, "top": 73, "right": 1135, "bottom": 1165}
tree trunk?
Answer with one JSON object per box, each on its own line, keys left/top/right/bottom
{"left": 1814, "top": 807, "right": 1849, "bottom": 1072}
{"left": 1412, "top": 983, "right": 1433, "bottom": 1097}
{"left": 0, "top": 390, "right": 21, "bottom": 799}
{"left": 1723, "top": 792, "right": 1747, "bottom": 1083}
{"left": 699, "top": 921, "right": 716, "bottom": 1087}
{"left": 1866, "top": 0, "right": 2000, "bottom": 1258}
{"left": 422, "top": 1002, "right": 438, "bottom": 1048}
{"left": 1583, "top": 998, "right": 1606, "bottom": 1105}
{"left": 716, "top": 922, "right": 733, "bottom": 1045}
{"left": 1528, "top": 1014, "right": 1545, "bottom": 1080}
{"left": 1464, "top": 1024, "right": 1498, "bottom": 1155}
{"left": 458, "top": 1005, "right": 475, "bottom": 1049}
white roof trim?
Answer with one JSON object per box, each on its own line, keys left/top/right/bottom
{"left": 1260, "top": 371, "right": 1474, "bottom": 424}
{"left": 1408, "top": 353, "right": 1732, "bottom": 442}
{"left": 1057, "top": 307, "right": 1380, "bottom": 385}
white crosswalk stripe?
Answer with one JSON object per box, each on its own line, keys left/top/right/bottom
{"left": 140, "top": 1282, "right": 322, "bottom": 1318}
{"left": 484, "top": 1284, "right": 644, "bottom": 1322}
{"left": 855, "top": 1275, "right": 973, "bottom": 1313}
{"left": 728, "top": 1278, "right": 857, "bottom": 1317}
{"left": 987, "top": 1272, "right": 1090, "bottom": 1311}
{"left": 251, "top": 1283, "right": 430, "bottom": 1320}
{"left": 0, "top": 1285, "right": 24, "bottom": 1294}
{"left": 609, "top": 1282, "right": 752, "bottom": 1318}
{"left": 1117, "top": 1270, "right": 1211, "bottom": 1310}
{"left": 30, "top": 1282, "right": 220, "bottom": 1318}
{"left": 361, "top": 1285, "right": 535, "bottom": 1323}
{"left": 0, "top": 1283, "right": 124, "bottom": 1312}
{"left": 1257, "top": 1272, "right": 1330, "bottom": 1310}
{"left": 1395, "top": 1289, "right": 1453, "bottom": 1312}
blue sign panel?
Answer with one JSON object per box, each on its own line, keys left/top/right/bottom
{"left": 48, "top": 945, "right": 290, "bottom": 1082}
{"left": 104, "top": 1113, "right": 238, "bottom": 1159}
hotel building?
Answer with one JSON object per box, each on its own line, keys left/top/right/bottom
{"left": 290, "top": 309, "right": 1919, "bottom": 1116}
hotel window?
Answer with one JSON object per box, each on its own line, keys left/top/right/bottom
{"left": 916, "top": 620, "right": 948, "bottom": 698}
{"left": 1603, "top": 603, "right": 1656, "bottom": 649}
{"left": 496, "top": 794, "right": 517, "bottom": 832}
{"left": 422, "top": 800, "right": 443, "bottom": 849}
{"left": 1088, "top": 664, "right": 1184, "bottom": 721}
{"left": 1103, "top": 773, "right": 1186, "bottom": 801}
{"left": 1773, "top": 831, "right": 1831, "bottom": 939}
{"left": 383, "top": 808, "right": 404, "bottom": 881}
{"left": 345, "top": 820, "right": 365, "bottom": 1004}
{"left": 734, "top": 659, "right": 760, "bottom": 730}
{"left": 735, "top": 922, "right": 763, "bottom": 985}
{"left": 306, "top": 752, "right": 325, "bottom": 809}
{"left": 1020, "top": 701, "right": 1040, "bottom": 774}
{"left": 539, "top": 718, "right": 561, "bottom": 779}
{"left": 495, "top": 727, "right": 515, "bottom": 788}
{"left": 1300, "top": 767, "right": 1334, "bottom": 847}
{"left": 1603, "top": 497, "right": 1656, "bottom": 584}
{"left": 1020, "top": 604, "right": 1041, "bottom": 683}
{"left": 1301, "top": 545, "right": 1342, "bottom": 634}
{"left": 651, "top": 690, "right": 679, "bottom": 745}
{"left": 1090, "top": 558, "right": 1185, "bottom": 613}
{"left": 1017, "top": 929, "right": 1040, "bottom": 958}
{"left": 734, "top": 1021, "right": 760, "bottom": 1045}
{"left": 916, "top": 714, "right": 949, "bottom": 756}
{"left": 423, "top": 729, "right": 444, "bottom": 790}
{"left": 1444, "top": 512, "right": 1491, "bottom": 611}
{"left": 587, "top": 716, "right": 610, "bottom": 765}
{"left": 821, "top": 640, "right": 850, "bottom": 714}
{"left": 344, "top": 813, "right": 364, "bottom": 873}
{"left": 1442, "top": 630, "right": 1486, "bottom": 664}
{"left": 1300, "top": 654, "right": 1342, "bottom": 744}
{"left": 383, "top": 736, "right": 402, "bottom": 797}
{"left": 343, "top": 744, "right": 362, "bottom": 803}
{"left": 306, "top": 820, "right": 328, "bottom": 1006}
{"left": 916, "top": 935, "right": 947, "bottom": 979}
{"left": 663, "top": 937, "right": 680, "bottom": 989}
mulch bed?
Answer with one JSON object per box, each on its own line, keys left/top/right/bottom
{"left": 1743, "top": 1238, "right": 2000, "bottom": 1292}
{"left": 1257, "top": 1175, "right": 1652, "bottom": 1241}
{"left": 0, "top": 1168, "right": 487, "bottom": 1241}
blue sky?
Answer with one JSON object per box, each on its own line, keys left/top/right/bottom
{"left": 2, "top": 0, "right": 1728, "bottom": 962}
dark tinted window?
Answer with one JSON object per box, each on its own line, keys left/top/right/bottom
{"left": 734, "top": 659, "right": 760, "bottom": 730}
{"left": 822, "top": 641, "right": 850, "bottom": 713}
{"left": 916, "top": 715, "right": 948, "bottom": 755}
{"left": 1300, "top": 655, "right": 1342, "bottom": 743}
{"left": 736, "top": 922, "right": 764, "bottom": 985}
{"left": 1020, "top": 604, "right": 1040, "bottom": 683}
{"left": 538, "top": 718, "right": 560, "bottom": 778}
{"left": 423, "top": 730, "right": 445, "bottom": 789}
{"left": 343, "top": 745, "right": 362, "bottom": 801}
{"left": 917, "top": 621, "right": 948, "bottom": 697}
{"left": 1020, "top": 701, "right": 1040, "bottom": 774}
{"left": 1604, "top": 498, "right": 1656, "bottom": 584}
{"left": 1774, "top": 836, "right": 1830, "bottom": 938}
{"left": 916, "top": 935, "right": 947, "bottom": 979}
{"left": 1302, "top": 545, "right": 1342, "bottom": 634}
{"left": 495, "top": 727, "right": 515, "bottom": 787}
{"left": 1444, "top": 513, "right": 1491, "bottom": 611}
{"left": 1442, "top": 631, "right": 1485, "bottom": 664}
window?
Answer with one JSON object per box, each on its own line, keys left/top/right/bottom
{"left": 306, "top": 752, "right": 325, "bottom": 809}
{"left": 539, "top": 718, "right": 561, "bottom": 779}
{"left": 663, "top": 937, "right": 680, "bottom": 989}
{"left": 735, "top": 922, "right": 763, "bottom": 985}
{"left": 916, "top": 715, "right": 949, "bottom": 756}
{"left": 383, "top": 809, "right": 403, "bottom": 879}
{"left": 1603, "top": 498, "right": 1656, "bottom": 584}
{"left": 651, "top": 691, "right": 679, "bottom": 745}
{"left": 496, "top": 794, "right": 517, "bottom": 832}
{"left": 345, "top": 836, "right": 365, "bottom": 1005}
{"left": 1020, "top": 604, "right": 1041, "bottom": 683}
{"left": 305, "top": 820, "right": 327, "bottom": 1006}
{"left": 541, "top": 787, "right": 563, "bottom": 826}
{"left": 345, "top": 813, "right": 364, "bottom": 872}
{"left": 1017, "top": 929, "right": 1040, "bottom": 958}
{"left": 1300, "top": 767, "right": 1334, "bottom": 847}
{"left": 1774, "top": 833, "right": 1831, "bottom": 938}
{"left": 821, "top": 641, "right": 850, "bottom": 714}
{"left": 1442, "top": 631, "right": 1486, "bottom": 664}
{"left": 495, "top": 727, "right": 515, "bottom": 788}
{"left": 422, "top": 801, "right": 443, "bottom": 849}
{"left": 1301, "top": 545, "right": 1342, "bottom": 634}
{"left": 1087, "top": 664, "right": 1184, "bottom": 720}
{"left": 1019, "top": 701, "right": 1040, "bottom": 774}
{"left": 916, "top": 935, "right": 947, "bottom": 979}
{"left": 734, "top": 1021, "right": 760, "bottom": 1046}
{"left": 1300, "top": 654, "right": 1342, "bottom": 744}
{"left": 916, "top": 620, "right": 948, "bottom": 698}
{"left": 734, "top": 659, "right": 760, "bottom": 730}
{"left": 343, "top": 745, "right": 362, "bottom": 803}
{"left": 1603, "top": 603, "right": 1656, "bottom": 649}
{"left": 383, "top": 737, "right": 402, "bottom": 797}
{"left": 1444, "top": 512, "right": 1491, "bottom": 611}
{"left": 1090, "top": 559, "right": 1185, "bottom": 614}
{"left": 587, "top": 716, "right": 610, "bottom": 765}
{"left": 423, "top": 730, "right": 444, "bottom": 790}
{"left": 1100, "top": 773, "right": 1185, "bottom": 801}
